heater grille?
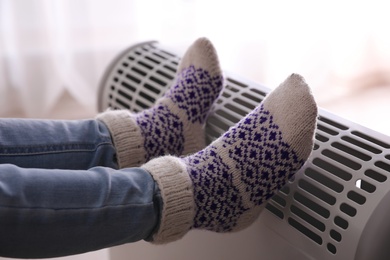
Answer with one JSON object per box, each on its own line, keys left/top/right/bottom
{"left": 98, "top": 41, "right": 390, "bottom": 259}
{"left": 99, "top": 42, "right": 180, "bottom": 113}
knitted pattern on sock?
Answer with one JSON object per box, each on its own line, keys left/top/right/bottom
{"left": 184, "top": 73, "right": 318, "bottom": 232}
{"left": 98, "top": 38, "right": 223, "bottom": 168}
{"left": 136, "top": 63, "right": 223, "bottom": 161}
{"left": 143, "top": 73, "right": 317, "bottom": 244}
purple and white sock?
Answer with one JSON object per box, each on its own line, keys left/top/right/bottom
{"left": 142, "top": 73, "right": 318, "bottom": 243}
{"left": 98, "top": 38, "right": 223, "bottom": 168}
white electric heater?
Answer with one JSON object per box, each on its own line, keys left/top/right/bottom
{"left": 98, "top": 41, "right": 390, "bottom": 260}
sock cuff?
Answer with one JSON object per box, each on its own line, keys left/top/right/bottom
{"left": 142, "top": 156, "right": 194, "bottom": 244}
{"left": 96, "top": 110, "right": 146, "bottom": 168}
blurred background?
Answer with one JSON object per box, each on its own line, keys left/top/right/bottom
{"left": 1, "top": 0, "right": 390, "bottom": 259}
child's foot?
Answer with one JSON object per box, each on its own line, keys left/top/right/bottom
{"left": 142, "top": 73, "right": 318, "bottom": 243}
{"left": 98, "top": 38, "right": 223, "bottom": 168}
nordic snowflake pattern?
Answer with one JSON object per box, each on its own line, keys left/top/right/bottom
{"left": 136, "top": 65, "right": 223, "bottom": 160}
{"left": 185, "top": 104, "right": 305, "bottom": 232}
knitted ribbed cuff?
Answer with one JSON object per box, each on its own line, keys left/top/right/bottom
{"left": 142, "top": 156, "right": 195, "bottom": 244}
{"left": 96, "top": 110, "right": 146, "bottom": 168}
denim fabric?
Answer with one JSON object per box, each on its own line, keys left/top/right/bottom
{"left": 0, "top": 118, "right": 161, "bottom": 258}
{"left": 0, "top": 118, "right": 118, "bottom": 170}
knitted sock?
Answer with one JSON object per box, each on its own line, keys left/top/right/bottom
{"left": 98, "top": 38, "right": 223, "bottom": 168}
{"left": 142, "top": 73, "right": 318, "bottom": 243}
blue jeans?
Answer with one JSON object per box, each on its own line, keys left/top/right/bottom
{"left": 0, "top": 118, "right": 161, "bottom": 258}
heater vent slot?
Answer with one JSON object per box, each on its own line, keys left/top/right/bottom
{"left": 298, "top": 179, "right": 336, "bottom": 205}
{"left": 331, "top": 142, "right": 371, "bottom": 161}
{"left": 352, "top": 131, "right": 390, "bottom": 149}
{"left": 293, "top": 191, "right": 330, "bottom": 218}
{"left": 322, "top": 149, "right": 362, "bottom": 170}
{"left": 347, "top": 190, "right": 366, "bottom": 205}
{"left": 290, "top": 205, "right": 326, "bottom": 232}
{"left": 318, "top": 116, "right": 348, "bottom": 130}
{"left": 312, "top": 158, "right": 352, "bottom": 181}
{"left": 266, "top": 203, "right": 284, "bottom": 219}
{"left": 334, "top": 216, "right": 349, "bottom": 230}
{"left": 288, "top": 217, "right": 323, "bottom": 245}
{"left": 375, "top": 160, "right": 390, "bottom": 174}
{"left": 327, "top": 243, "right": 337, "bottom": 255}
{"left": 317, "top": 124, "right": 339, "bottom": 136}
{"left": 365, "top": 168, "right": 387, "bottom": 183}
{"left": 330, "top": 229, "right": 342, "bottom": 242}
{"left": 304, "top": 167, "right": 343, "bottom": 193}
{"left": 315, "top": 133, "right": 329, "bottom": 143}
{"left": 270, "top": 194, "right": 287, "bottom": 207}
{"left": 340, "top": 202, "right": 357, "bottom": 217}
{"left": 341, "top": 136, "right": 381, "bottom": 154}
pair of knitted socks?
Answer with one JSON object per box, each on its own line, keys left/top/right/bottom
{"left": 98, "top": 38, "right": 318, "bottom": 244}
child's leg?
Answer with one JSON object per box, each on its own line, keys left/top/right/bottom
{"left": 0, "top": 118, "right": 118, "bottom": 170}
{"left": 0, "top": 164, "right": 160, "bottom": 258}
